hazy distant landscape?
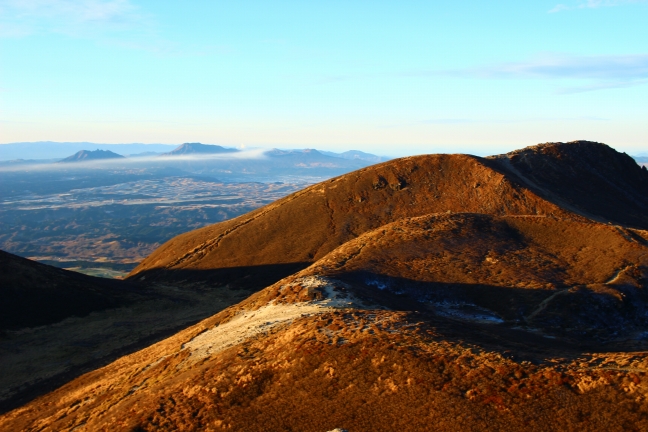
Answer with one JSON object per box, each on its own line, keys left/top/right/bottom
{"left": 0, "top": 142, "right": 385, "bottom": 277}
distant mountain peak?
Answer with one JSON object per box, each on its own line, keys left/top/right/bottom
{"left": 319, "top": 149, "right": 388, "bottom": 163}
{"left": 266, "top": 148, "right": 324, "bottom": 157}
{"left": 162, "top": 143, "right": 238, "bottom": 156}
{"left": 59, "top": 149, "right": 125, "bottom": 163}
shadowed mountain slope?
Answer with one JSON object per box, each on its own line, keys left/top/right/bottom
{"left": 4, "top": 214, "right": 648, "bottom": 431}
{"left": 0, "top": 250, "right": 255, "bottom": 414}
{"left": 0, "top": 250, "right": 138, "bottom": 331}
{"left": 128, "top": 141, "right": 648, "bottom": 289}
{"left": 487, "top": 141, "right": 648, "bottom": 228}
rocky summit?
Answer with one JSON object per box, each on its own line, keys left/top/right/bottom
{"left": 2, "top": 141, "right": 648, "bottom": 431}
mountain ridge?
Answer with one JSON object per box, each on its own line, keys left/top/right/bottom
{"left": 128, "top": 141, "right": 648, "bottom": 290}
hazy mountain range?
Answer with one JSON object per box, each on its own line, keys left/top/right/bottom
{"left": 0, "top": 142, "right": 178, "bottom": 160}
{"left": 0, "top": 141, "right": 389, "bottom": 163}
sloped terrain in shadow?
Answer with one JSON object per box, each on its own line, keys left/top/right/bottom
{"left": 0, "top": 261, "right": 292, "bottom": 414}
{"left": 0, "top": 250, "right": 140, "bottom": 331}
{"left": 487, "top": 141, "right": 648, "bottom": 228}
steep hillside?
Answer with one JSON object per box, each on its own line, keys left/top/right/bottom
{"left": 0, "top": 250, "right": 137, "bottom": 330}
{"left": 4, "top": 214, "right": 647, "bottom": 431}
{"left": 488, "top": 141, "right": 648, "bottom": 228}
{"left": 128, "top": 141, "right": 648, "bottom": 289}
{"left": 126, "top": 153, "right": 572, "bottom": 286}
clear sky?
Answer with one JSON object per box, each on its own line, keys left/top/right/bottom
{"left": 1, "top": 0, "right": 647, "bottom": 156}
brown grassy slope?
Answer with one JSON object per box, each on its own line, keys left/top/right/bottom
{"left": 3, "top": 309, "right": 647, "bottom": 432}
{"left": 126, "top": 152, "right": 572, "bottom": 286}
{"left": 4, "top": 142, "right": 646, "bottom": 430}
{"left": 0, "top": 249, "right": 140, "bottom": 331}
{"left": 4, "top": 215, "right": 647, "bottom": 431}
{"left": 242, "top": 213, "right": 648, "bottom": 340}
{"left": 488, "top": 141, "right": 648, "bottom": 228}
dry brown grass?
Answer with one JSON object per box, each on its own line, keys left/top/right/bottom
{"left": 239, "top": 213, "right": 648, "bottom": 341}
{"left": 4, "top": 311, "right": 646, "bottom": 432}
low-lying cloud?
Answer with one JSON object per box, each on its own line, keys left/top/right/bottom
{"left": 0, "top": 148, "right": 269, "bottom": 172}
{"left": 154, "top": 148, "right": 268, "bottom": 162}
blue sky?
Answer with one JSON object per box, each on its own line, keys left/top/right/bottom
{"left": 1, "top": 0, "right": 647, "bottom": 156}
